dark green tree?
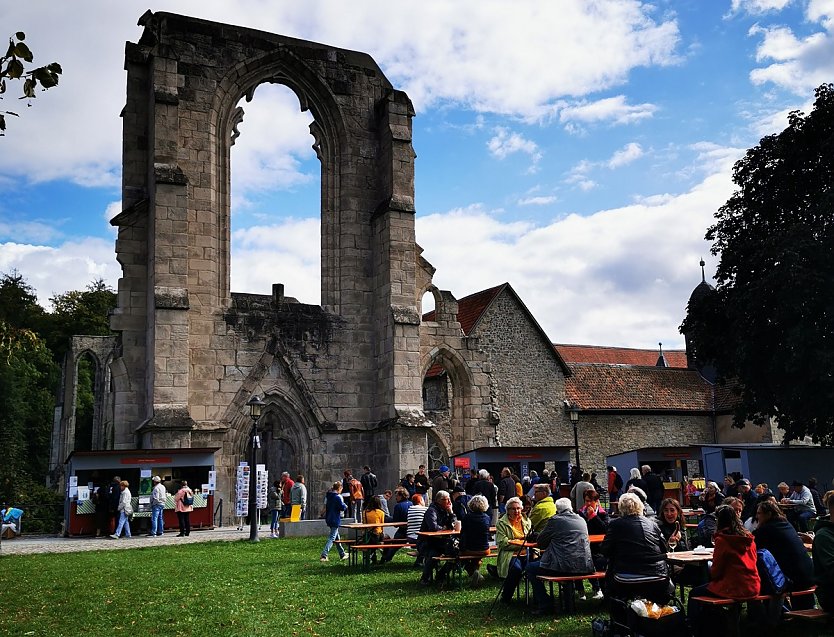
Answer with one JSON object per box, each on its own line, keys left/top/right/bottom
{"left": 41, "top": 279, "right": 116, "bottom": 362}
{"left": 681, "top": 83, "right": 834, "bottom": 444}
{"left": 1, "top": 32, "right": 61, "bottom": 134}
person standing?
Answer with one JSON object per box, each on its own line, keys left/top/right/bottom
{"left": 360, "top": 466, "right": 378, "bottom": 500}
{"left": 471, "top": 469, "right": 498, "bottom": 524}
{"left": 414, "top": 465, "right": 430, "bottom": 506}
{"left": 107, "top": 475, "right": 121, "bottom": 533}
{"left": 642, "top": 465, "right": 665, "bottom": 513}
{"left": 497, "top": 467, "right": 515, "bottom": 514}
{"left": 290, "top": 474, "right": 307, "bottom": 519}
{"left": 280, "top": 472, "right": 295, "bottom": 519}
{"left": 348, "top": 472, "right": 364, "bottom": 522}
{"left": 570, "top": 472, "right": 594, "bottom": 512}
{"left": 110, "top": 480, "right": 133, "bottom": 539}
{"left": 320, "top": 482, "right": 349, "bottom": 562}
{"left": 267, "top": 480, "right": 281, "bottom": 538}
{"left": 93, "top": 480, "right": 111, "bottom": 537}
{"left": 432, "top": 465, "right": 452, "bottom": 495}
{"left": 148, "top": 475, "right": 167, "bottom": 537}
{"left": 174, "top": 480, "right": 194, "bottom": 537}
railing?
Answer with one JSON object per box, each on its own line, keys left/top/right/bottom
{"left": 7, "top": 502, "right": 64, "bottom": 536}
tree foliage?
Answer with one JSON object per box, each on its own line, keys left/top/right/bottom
{"left": 0, "top": 31, "right": 62, "bottom": 134}
{"left": 0, "top": 272, "right": 115, "bottom": 506}
{"left": 681, "top": 83, "right": 834, "bottom": 444}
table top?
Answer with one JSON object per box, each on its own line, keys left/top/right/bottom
{"left": 777, "top": 500, "right": 798, "bottom": 507}
{"left": 417, "top": 529, "right": 458, "bottom": 537}
{"left": 589, "top": 534, "right": 605, "bottom": 544}
{"left": 682, "top": 508, "right": 705, "bottom": 516}
{"left": 666, "top": 549, "right": 713, "bottom": 563}
{"left": 343, "top": 522, "right": 407, "bottom": 529}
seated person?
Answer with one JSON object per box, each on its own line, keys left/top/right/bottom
{"left": 459, "top": 494, "right": 492, "bottom": 586}
{"left": 1, "top": 505, "right": 23, "bottom": 537}
{"left": 687, "top": 505, "right": 760, "bottom": 636}
{"left": 495, "top": 496, "right": 531, "bottom": 604}
{"left": 529, "top": 483, "right": 556, "bottom": 533}
{"left": 783, "top": 480, "right": 816, "bottom": 531}
{"left": 754, "top": 499, "right": 814, "bottom": 608}
{"left": 406, "top": 494, "right": 428, "bottom": 565}
{"left": 699, "top": 481, "right": 724, "bottom": 514}
{"left": 656, "top": 498, "right": 690, "bottom": 551}
{"left": 810, "top": 490, "right": 834, "bottom": 613}
{"left": 363, "top": 496, "right": 386, "bottom": 564}
{"left": 526, "top": 497, "right": 594, "bottom": 616}
{"left": 601, "top": 492, "right": 672, "bottom": 605}
{"left": 626, "top": 485, "right": 655, "bottom": 517}
{"left": 417, "top": 490, "right": 457, "bottom": 586}
{"left": 381, "top": 488, "right": 413, "bottom": 562}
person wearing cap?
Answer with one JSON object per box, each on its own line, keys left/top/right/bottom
{"left": 450, "top": 484, "right": 470, "bottom": 520}
{"left": 432, "top": 465, "right": 452, "bottom": 497}
{"left": 784, "top": 480, "right": 816, "bottom": 531}
{"left": 735, "top": 479, "right": 757, "bottom": 523}
{"left": 148, "top": 476, "right": 167, "bottom": 537}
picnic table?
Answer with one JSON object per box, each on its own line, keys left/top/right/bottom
{"left": 342, "top": 522, "right": 408, "bottom": 566}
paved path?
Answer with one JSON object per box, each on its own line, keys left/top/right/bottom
{"left": 0, "top": 527, "right": 273, "bottom": 556}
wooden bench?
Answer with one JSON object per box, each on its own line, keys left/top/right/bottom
{"left": 431, "top": 552, "right": 497, "bottom": 587}
{"left": 537, "top": 572, "right": 606, "bottom": 614}
{"left": 350, "top": 543, "right": 412, "bottom": 568}
{"left": 784, "top": 608, "right": 831, "bottom": 622}
{"left": 691, "top": 587, "right": 819, "bottom": 637}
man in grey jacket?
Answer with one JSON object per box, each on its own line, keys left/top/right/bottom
{"left": 525, "top": 497, "right": 594, "bottom": 615}
{"left": 148, "top": 476, "right": 167, "bottom": 537}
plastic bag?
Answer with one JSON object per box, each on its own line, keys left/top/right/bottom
{"left": 629, "top": 598, "right": 679, "bottom": 620}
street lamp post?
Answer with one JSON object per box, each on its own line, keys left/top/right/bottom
{"left": 246, "top": 395, "right": 265, "bottom": 543}
{"left": 567, "top": 402, "right": 581, "bottom": 472}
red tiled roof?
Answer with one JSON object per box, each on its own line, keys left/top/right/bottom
{"left": 565, "top": 363, "right": 714, "bottom": 411}
{"left": 422, "top": 284, "right": 505, "bottom": 335}
{"left": 555, "top": 344, "right": 688, "bottom": 368}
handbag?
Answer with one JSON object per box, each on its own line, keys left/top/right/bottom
{"left": 183, "top": 492, "right": 194, "bottom": 506}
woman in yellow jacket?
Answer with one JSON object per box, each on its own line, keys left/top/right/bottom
{"left": 496, "top": 496, "right": 532, "bottom": 604}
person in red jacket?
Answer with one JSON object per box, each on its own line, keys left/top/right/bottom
{"left": 687, "top": 505, "right": 760, "bottom": 635}
{"left": 280, "top": 472, "right": 294, "bottom": 519}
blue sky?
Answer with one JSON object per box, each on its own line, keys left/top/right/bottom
{"left": 1, "top": 0, "right": 832, "bottom": 348}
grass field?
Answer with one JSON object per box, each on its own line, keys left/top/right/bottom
{"left": 1, "top": 537, "right": 829, "bottom": 636}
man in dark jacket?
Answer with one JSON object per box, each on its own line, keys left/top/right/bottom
{"left": 414, "top": 465, "right": 430, "bottom": 504}
{"left": 497, "top": 467, "right": 516, "bottom": 514}
{"left": 107, "top": 475, "right": 121, "bottom": 529}
{"left": 471, "top": 469, "right": 497, "bottom": 522}
{"left": 418, "top": 490, "right": 457, "bottom": 585}
{"left": 360, "top": 466, "right": 378, "bottom": 499}
{"left": 642, "top": 465, "right": 665, "bottom": 514}
{"left": 526, "top": 498, "right": 594, "bottom": 614}
{"left": 736, "top": 479, "right": 758, "bottom": 522}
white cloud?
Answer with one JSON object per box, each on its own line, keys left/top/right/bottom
{"left": 0, "top": 1, "right": 681, "bottom": 188}
{"left": 558, "top": 95, "right": 658, "bottom": 132}
{"left": 417, "top": 161, "right": 738, "bottom": 348}
{"left": 608, "top": 142, "right": 644, "bottom": 168}
{"left": 747, "top": 10, "right": 834, "bottom": 95}
{"left": 729, "top": 0, "right": 794, "bottom": 15}
{"left": 518, "top": 196, "right": 558, "bottom": 206}
{"left": 487, "top": 127, "right": 542, "bottom": 166}
{"left": 0, "top": 239, "right": 120, "bottom": 308}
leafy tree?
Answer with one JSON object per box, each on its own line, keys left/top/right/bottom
{"left": 41, "top": 278, "right": 116, "bottom": 362}
{"left": 0, "top": 270, "right": 46, "bottom": 330}
{"left": 1, "top": 31, "right": 61, "bottom": 134}
{"left": 681, "top": 83, "right": 834, "bottom": 444}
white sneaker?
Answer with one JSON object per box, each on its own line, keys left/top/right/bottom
{"left": 320, "top": 556, "right": 328, "bottom": 562}
{"left": 270, "top": 532, "right": 277, "bottom": 538}
{"left": 579, "top": 594, "right": 587, "bottom": 601}
{"left": 109, "top": 534, "right": 119, "bottom": 539}
{"left": 340, "top": 554, "right": 349, "bottom": 561}
{"left": 593, "top": 590, "right": 604, "bottom": 600}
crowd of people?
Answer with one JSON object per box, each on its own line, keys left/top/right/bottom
{"left": 313, "top": 462, "right": 834, "bottom": 627}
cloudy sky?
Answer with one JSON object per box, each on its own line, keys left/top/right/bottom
{"left": 1, "top": 0, "right": 832, "bottom": 348}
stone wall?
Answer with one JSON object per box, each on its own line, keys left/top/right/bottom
{"left": 471, "top": 289, "right": 571, "bottom": 446}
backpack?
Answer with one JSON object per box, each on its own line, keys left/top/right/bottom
{"left": 183, "top": 491, "right": 194, "bottom": 506}
{"left": 756, "top": 548, "right": 787, "bottom": 595}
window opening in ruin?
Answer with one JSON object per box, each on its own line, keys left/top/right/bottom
{"left": 230, "top": 83, "right": 320, "bottom": 303}
{"left": 427, "top": 431, "right": 450, "bottom": 473}
{"left": 420, "top": 290, "right": 436, "bottom": 319}
{"left": 423, "top": 358, "right": 454, "bottom": 456}
{"left": 73, "top": 352, "right": 96, "bottom": 452}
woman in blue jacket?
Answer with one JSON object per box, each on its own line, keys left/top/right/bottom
{"left": 320, "top": 482, "right": 349, "bottom": 562}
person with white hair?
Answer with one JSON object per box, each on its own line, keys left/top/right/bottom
{"left": 470, "top": 469, "right": 497, "bottom": 523}
{"left": 600, "top": 492, "right": 672, "bottom": 604}
{"left": 625, "top": 467, "right": 647, "bottom": 494}
{"left": 525, "top": 497, "right": 594, "bottom": 616}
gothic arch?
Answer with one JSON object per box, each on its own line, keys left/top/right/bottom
{"left": 421, "top": 345, "right": 478, "bottom": 455}
{"left": 212, "top": 48, "right": 349, "bottom": 309}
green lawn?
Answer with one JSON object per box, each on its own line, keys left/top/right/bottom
{"left": 1, "top": 537, "right": 595, "bottom": 636}
{"left": 1, "top": 538, "right": 828, "bottom": 637}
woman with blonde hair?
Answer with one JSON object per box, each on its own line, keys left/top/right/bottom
{"left": 495, "top": 496, "right": 531, "bottom": 604}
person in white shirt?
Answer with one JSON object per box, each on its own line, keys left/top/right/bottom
{"left": 149, "top": 476, "right": 167, "bottom": 536}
